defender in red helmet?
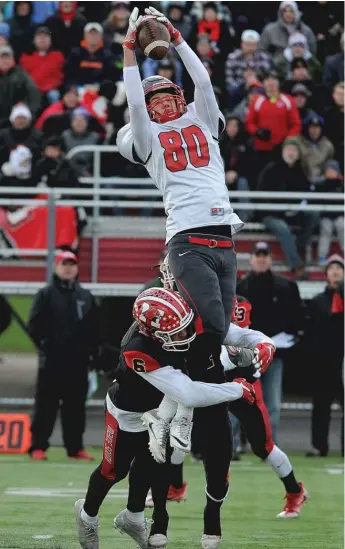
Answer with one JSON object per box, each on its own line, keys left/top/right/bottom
{"left": 75, "top": 287, "right": 255, "bottom": 549}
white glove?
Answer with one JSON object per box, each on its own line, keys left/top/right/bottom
{"left": 123, "top": 7, "right": 143, "bottom": 50}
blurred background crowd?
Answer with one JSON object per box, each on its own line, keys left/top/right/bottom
{"left": 0, "top": 0, "right": 343, "bottom": 274}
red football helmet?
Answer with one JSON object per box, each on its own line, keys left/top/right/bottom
{"left": 231, "top": 295, "right": 252, "bottom": 329}
{"left": 133, "top": 287, "right": 195, "bottom": 351}
{"left": 142, "top": 76, "right": 187, "bottom": 123}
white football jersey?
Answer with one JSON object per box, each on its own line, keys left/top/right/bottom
{"left": 117, "top": 103, "right": 244, "bottom": 242}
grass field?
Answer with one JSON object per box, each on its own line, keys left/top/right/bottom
{"left": 0, "top": 297, "right": 34, "bottom": 353}
{"left": 0, "top": 449, "right": 343, "bottom": 549}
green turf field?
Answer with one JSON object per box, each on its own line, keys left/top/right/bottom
{"left": 0, "top": 297, "right": 34, "bottom": 352}
{"left": 0, "top": 449, "right": 343, "bottom": 549}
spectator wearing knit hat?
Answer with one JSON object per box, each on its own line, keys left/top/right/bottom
{"left": 45, "top": 1, "right": 87, "bottom": 58}
{"left": 305, "top": 255, "right": 344, "bottom": 458}
{"left": 65, "top": 23, "right": 119, "bottom": 88}
{"left": 291, "top": 83, "right": 313, "bottom": 121}
{"left": 225, "top": 29, "right": 271, "bottom": 108}
{"left": 0, "top": 45, "right": 41, "bottom": 129}
{"left": 274, "top": 32, "right": 322, "bottom": 82}
{"left": 298, "top": 113, "right": 334, "bottom": 188}
{"left": 257, "top": 137, "right": 318, "bottom": 279}
{"left": 260, "top": 1, "right": 316, "bottom": 63}
{"left": 317, "top": 160, "right": 344, "bottom": 265}
{"left": 0, "top": 104, "right": 43, "bottom": 167}
{"left": 62, "top": 107, "right": 101, "bottom": 175}
{"left": 20, "top": 26, "right": 64, "bottom": 106}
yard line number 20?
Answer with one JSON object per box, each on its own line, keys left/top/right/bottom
{"left": 159, "top": 125, "right": 210, "bottom": 173}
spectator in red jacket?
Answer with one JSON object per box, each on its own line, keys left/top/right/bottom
{"left": 246, "top": 70, "right": 301, "bottom": 177}
{"left": 35, "top": 85, "right": 79, "bottom": 136}
{"left": 20, "top": 26, "right": 64, "bottom": 106}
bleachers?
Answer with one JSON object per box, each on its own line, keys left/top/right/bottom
{"left": 0, "top": 216, "right": 341, "bottom": 286}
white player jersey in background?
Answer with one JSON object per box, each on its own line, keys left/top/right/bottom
{"left": 117, "top": 102, "right": 244, "bottom": 243}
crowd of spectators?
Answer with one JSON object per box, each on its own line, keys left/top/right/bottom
{"left": 0, "top": 1, "right": 343, "bottom": 274}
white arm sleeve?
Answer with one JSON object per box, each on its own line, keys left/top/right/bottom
{"left": 174, "top": 41, "right": 223, "bottom": 137}
{"left": 137, "top": 366, "right": 243, "bottom": 408}
{"left": 223, "top": 323, "right": 275, "bottom": 350}
{"left": 123, "top": 66, "right": 152, "bottom": 163}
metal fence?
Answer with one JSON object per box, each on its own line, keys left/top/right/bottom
{"left": 0, "top": 145, "right": 344, "bottom": 286}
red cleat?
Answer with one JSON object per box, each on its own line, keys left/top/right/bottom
{"left": 167, "top": 482, "right": 188, "bottom": 503}
{"left": 277, "top": 482, "right": 308, "bottom": 518}
{"left": 69, "top": 450, "right": 94, "bottom": 461}
{"left": 30, "top": 449, "right": 48, "bottom": 461}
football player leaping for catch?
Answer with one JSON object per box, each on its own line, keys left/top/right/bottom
{"left": 117, "top": 10, "right": 243, "bottom": 546}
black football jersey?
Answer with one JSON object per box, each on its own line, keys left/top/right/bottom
{"left": 108, "top": 323, "right": 186, "bottom": 413}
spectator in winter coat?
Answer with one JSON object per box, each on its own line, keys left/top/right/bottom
{"left": 260, "top": 1, "right": 316, "bottom": 63}
{"left": 66, "top": 23, "right": 118, "bottom": 88}
{"left": 298, "top": 114, "right": 334, "bottom": 188}
{"left": 103, "top": 2, "right": 131, "bottom": 58}
{"left": 166, "top": 3, "right": 192, "bottom": 42}
{"left": 274, "top": 32, "right": 322, "bottom": 82}
{"left": 246, "top": 71, "right": 301, "bottom": 177}
{"left": 317, "top": 160, "right": 344, "bottom": 265}
{"left": 20, "top": 26, "right": 65, "bottom": 106}
{"left": 45, "top": 1, "right": 87, "bottom": 58}
{"left": 0, "top": 22, "right": 10, "bottom": 47}
{"left": 323, "top": 33, "right": 344, "bottom": 91}
{"left": 190, "top": 1, "right": 233, "bottom": 60}
{"left": 32, "top": 135, "right": 79, "bottom": 190}
{"left": 257, "top": 137, "right": 318, "bottom": 278}
{"left": 7, "top": 1, "right": 36, "bottom": 60}
{"left": 237, "top": 241, "right": 304, "bottom": 440}
{"left": 291, "top": 83, "right": 313, "bottom": 121}
{"left": 220, "top": 116, "right": 252, "bottom": 221}
{"left": 225, "top": 29, "right": 271, "bottom": 105}
{"left": 0, "top": 46, "right": 41, "bottom": 129}
{"left": 0, "top": 104, "right": 43, "bottom": 168}
{"left": 27, "top": 250, "right": 99, "bottom": 460}
{"left": 324, "top": 82, "right": 344, "bottom": 171}
{"left": 282, "top": 57, "right": 326, "bottom": 115}
{"left": 302, "top": 1, "right": 344, "bottom": 62}
{"left": 35, "top": 84, "right": 79, "bottom": 134}
{"left": 62, "top": 107, "right": 101, "bottom": 175}
{"left": 304, "top": 255, "right": 344, "bottom": 457}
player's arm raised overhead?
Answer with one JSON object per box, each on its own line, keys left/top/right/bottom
{"left": 121, "top": 7, "right": 152, "bottom": 164}
{"left": 145, "top": 6, "right": 221, "bottom": 137}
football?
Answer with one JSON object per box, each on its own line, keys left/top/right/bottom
{"left": 137, "top": 16, "right": 171, "bottom": 60}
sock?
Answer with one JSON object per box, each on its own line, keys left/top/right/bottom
{"left": 281, "top": 471, "right": 301, "bottom": 494}
{"left": 83, "top": 465, "right": 115, "bottom": 517}
{"left": 81, "top": 508, "right": 98, "bottom": 525}
{"left": 174, "top": 403, "right": 193, "bottom": 421}
{"left": 265, "top": 445, "right": 300, "bottom": 494}
{"left": 158, "top": 396, "right": 178, "bottom": 421}
{"left": 204, "top": 496, "right": 222, "bottom": 536}
{"left": 126, "top": 510, "right": 145, "bottom": 523}
{"left": 170, "top": 462, "right": 184, "bottom": 489}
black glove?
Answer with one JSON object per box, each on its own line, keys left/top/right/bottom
{"left": 255, "top": 128, "right": 272, "bottom": 141}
